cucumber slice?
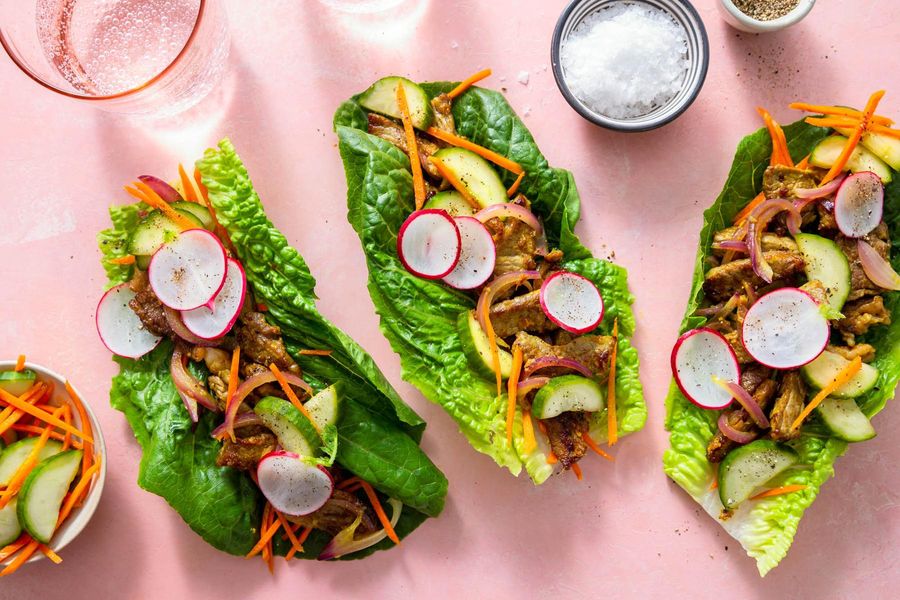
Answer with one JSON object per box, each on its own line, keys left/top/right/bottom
{"left": 810, "top": 135, "right": 893, "bottom": 183}
{"left": 423, "top": 190, "right": 476, "bottom": 217}
{"left": 457, "top": 310, "right": 513, "bottom": 380}
{"left": 128, "top": 209, "right": 203, "bottom": 260}
{"left": 17, "top": 449, "right": 83, "bottom": 543}
{"left": 794, "top": 233, "right": 851, "bottom": 311}
{"left": 718, "top": 440, "right": 799, "bottom": 509}
{"left": 0, "top": 369, "right": 37, "bottom": 396}
{"left": 433, "top": 147, "right": 508, "bottom": 208}
{"left": 305, "top": 384, "right": 342, "bottom": 430}
{"left": 254, "top": 396, "right": 320, "bottom": 457}
{"left": 0, "top": 499, "right": 21, "bottom": 546}
{"left": 358, "top": 76, "right": 434, "bottom": 130}
{"left": 835, "top": 127, "right": 900, "bottom": 170}
{"left": 170, "top": 201, "right": 214, "bottom": 230}
{"left": 0, "top": 438, "right": 63, "bottom": 487}
{"left": 816, "top": 397, "right": 876, "bottom": 442}
{"left": 531, "top": 375, "right": 605, "bottom": 420}
{"left": 801, "top": 350, "right": 879, "bottom": 398}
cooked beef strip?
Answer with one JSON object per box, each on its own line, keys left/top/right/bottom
{"left": 367, "top": 113, "right": 444, "bottom": 180}
{"left": 768, "top": 371, "right": 806, "bottom": 441}
{"left": 490, "top": 290, "right": 558, "bottom": 338}
{"left": 836, "top": 222, "right": 892, "bottom": 301}
{"left": 762, "top": 165, "right": 819, "bottom": 199}
{"left": 713, "top": 226, "right": 798, "bottom": 254}
{"left": 128, "top": 270, "right": 173, "bottom": 337}
{"left": 513, "top": 332, "right": 615, "bottom": 380}
{"left": 800, "top": 279, "right": 828, "bottom": 307}
{"left": 817, "top": 201, "right": 838, "bottom": 233}
{"left": 430, "top": 93, "right": 456, "bottom": 134}
{"left": 234, "top": 309, "right": 300, "bottom": 375}
{"left": 216, "top": 429, "right": 277, "bottom": 470}
{"left": 484, "top": 216, "right": 537, "bottom": 279}
{"left": 837, "top": 296, "right": 891, "bottom": 344}
{"left": 741, "top": 364, "right": 774, "bottom": 394}
{"left": 724, "top": 330, "right": 755, "bottom": 364}
{"left": 543, "top": 411, "right": 590, "bottom": 469}
{"left": 286, "top": 489, "right": 378, "bottom": 536}
{"left": 707, "top": 377, "right": 778, "bottom": 463}
{"left": 703, "top": 251, "right": 805, "bottom": 302}
{"left": 827, "top": 343, "right": 876, "bottom": 363}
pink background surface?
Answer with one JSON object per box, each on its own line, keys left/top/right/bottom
{"left": 1, "top": 1, "right": 898, "bottom": 598}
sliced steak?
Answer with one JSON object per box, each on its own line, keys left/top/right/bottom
{"left": 490, "top": 290, "right": 557, "bottom": 338}
{"left": 216, "top": 429, "right": 277, "bottom": 471}
{"left": 703, "top": 251, "right": 805, "bottom": 302}
{"left": 513, "top": 332, "right": 615, "bottom": 380}
{"left": 543, "top": 411, "right": 589, "bottom": 470}
{"left": 827, "top": 343, "right": 876, "bottom": 363}
{"left": 707, "top": 370, "right": 777, "bottom": 463}
{"left": 768, "top": 371, "right": 806, "bottom": 441}
{"left": 713, "top": 226, "right": 798, "bottom": 254}
{"left": 286, "top": 489, "right": 378, "bottom": 537}
{"left": 762, "top": 165, "right": 819, "bottom": 199}
{"left": 235, "top": 310, "right": 300, "bottom": 374}
{"left": 367, "top": 113, "right": 444, "bottom": 180}
{"left": 837, "top": 296, "right": 891, "bottom": 344}
{"left": 128, "top": 270, "right": 172, "bottom": 337}
{"left": 724, "top": 330, "right": 754, "bottom": 364}
{"left": 836, "top": 222, "right": 892, "bottom": 301}
{"left": 484, "top": 217, "right": 537, "bottom": 279}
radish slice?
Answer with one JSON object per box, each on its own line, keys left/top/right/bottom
{"left": 671, "top": 328, "right": 741, "bottom": 410}
{"left": 442, "top": 217, "right": 496, "bottom": 289}
{"left": 539, "top": 271, "right": 604, "bottom": 334}
{"left": 96, "top": 283, "right": 163, "bottom": 359}
{"left": 741, "top": 288, "right": 829, "bottom": 369}
{"left": 835, "top": 171, "right": 884, "bottom": 238}
{"left": 397, "top": 209, "right": 461, "bottom": 279}
{"left": 181, "top": 258, "right": 247, "bottom": 339}
{"left": 257, "top": 451, "right": 334, "bottom": 517}
{"left": 148, "top": 229, "right": 227, "bottom": 311}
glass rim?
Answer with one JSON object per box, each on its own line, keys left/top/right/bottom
{"left": 0, "top": 0, "right": 208, "bottom": 101}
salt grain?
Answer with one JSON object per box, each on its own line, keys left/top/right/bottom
{"left": 517, "top": 70, "right": 530, "bottom": 85}
{"left": 560, "top": 3, "right": 689, "bottom": 119}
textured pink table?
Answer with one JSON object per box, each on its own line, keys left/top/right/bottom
{"left": 1, "top": 1, "right": 898, "bottom": 598}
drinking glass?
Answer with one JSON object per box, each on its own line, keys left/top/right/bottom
{"left": 0, "top": 0, "right": 229, "bottom": 116}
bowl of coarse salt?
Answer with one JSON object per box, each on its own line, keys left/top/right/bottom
{"left": 551, "top": 0, "right": 709, "bottom": 132}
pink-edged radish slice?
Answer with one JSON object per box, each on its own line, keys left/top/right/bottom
{"left": 397, "top": 209, "right": 461, "bottom": 279}
{"left": 741, "top": 287, "right": 829, "bottom": 369}
{"left": 96, "top": 283, "right": 163, "bottom": 359}
{"left": 835, "top": 171, "right": 884, "bottom": 238}
{"left": 148, "top": 228, "right": 227, "bottom": 311}
{"left": 181, "top": 258, "right": 247, "bottom": 340}
{"left": 539, "top": 271, "right": 604, "bottom": 334}
{"left": 671, "top": 328, "right": 741, "bottom": 410}
{"left": 256, "top": 451, "right": 334, "bottom": 517}
{"left": 442, "top": 216, "right": 496, "bottom": 289}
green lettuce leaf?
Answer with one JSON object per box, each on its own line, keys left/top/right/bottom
{"left": 663, "top": 120, "right": 900, "bottom": 576}
{"left": 334, "top": 82, "right": 646, "bottom": 483}
{"left": 99, "top": 140, "right": 447, "bottom": 558}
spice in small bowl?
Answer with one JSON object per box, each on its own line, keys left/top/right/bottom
{"left": 717, "top": 0, "right": 815, "bottom": 33}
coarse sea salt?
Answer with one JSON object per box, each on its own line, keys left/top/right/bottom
{"left": 560, "top": 3, "right": 689, "bottom": 119}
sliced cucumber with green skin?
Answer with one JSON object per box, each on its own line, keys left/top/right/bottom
{"left": 128, "top": 208, "right": 204, "bottom": 266}
{"left": 794, "top": 234, "right": 851, "bottom": 312}
{"left": 433, "top": 147, "right": 508, "bottom": 208}
{"left": 0, "top": 438, "right": 63, "bottom": 487}
{"left": 0, "top": 499, "right": 21, "bottom": 546}
{"left": 816, "top": 397, "right": 876, "bottom": 442}
{"left": 835, "top": 127, "right": 900, "bottom": 170}
{"left": 254, "top": 396, "right": 320, "bottom": 457}
{"left": 457, "top": 310, "right": 513, "bottom": 380}
{"left": 0, "top": 369, "right": 37, "bottom": 396}
{"left": 531, "top": 375, "right": 605, "bottom": 420}
{"left": 718, "top": 440, "right": 799, "bottom": 509}
{"left": 358, "top": 76, "right": 434, "bottom": 130}
{"left": 801, "top": 350, "right": 879, "bottom": 399}
{"left": 17, "top": 449, "right": 83, "bottom": 543}
{"left": 423, "top": 190, "right": 476, "bottom": 217}
{"left": 170, "top": 201, "right": 214, "bottom": 230}
{"left": 810, "top": 135, "right": 893, "bottom": 183}
{"left": 305, "top": 384, "right": 341, "bottom": 430}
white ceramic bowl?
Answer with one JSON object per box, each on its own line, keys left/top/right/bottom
{"left": 717, "top": 0, "right": 815, "bottom": 33}
{"left": 0, "top": 361, "right": 107, "bottom": 567}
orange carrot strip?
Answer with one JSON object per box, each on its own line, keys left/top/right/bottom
{"left": 224, "top": 348, "right": 241, "bottom": 442}
{"left": 820, "top": 91, "right": 885, "bottom": 185}
{"left": 246, "top": 506, "right": 282, "bottom": 558}
{"left": 870, "top": 124, "right": 900, "bottom": 139}
{"left": 0, "top": 383, "right": 44, "bottom": 430}
{"left": 506, "top": 346, "right": 524, "bottom": 444}
{"left": 481, "top": 300, "right": 503, "bottom": 397}
{"left": 429, "top": 156, "right": 481, "bottom": 209}
{"left": 14, "top": 356, "right": 25, "bottom": 372}
{"left": 607, "top": 318, "right": 619, "bottom": 446}
{"left": 108, "top": 254, "right": 136, "bottom": 265}
{"left": 360, "top": 481, "right": 400, "bottom": 545}
{"left": 571, "top": 462, "right": 583, "bottom": 480}
{"left": 792, "top": 356, "right": 862, "bottom": 430}
{"left": 268, "top": 364, "right": 318, "bottom": 433}
{"left": 0, "top": 540, "right": 39, "bottom": 576}
{"left": 338, "top": 476, "right": 362, "bottom": 490}
{"left": 733, "top": 192, "right": 766, "bottom": 225}
{"left": 426, "top": 127, "right": 524, "bottom": 175}
{"left": 286, "top": 528, "right": 312, "bottom": 560}
{"left": 128, "top": 183, "right": 197, "bottom": 231}
{"left": 757, "top": 107, "right": 793, "bottom": 167}
{"left": 9, "top": 425, "right": 81, "bottom": 448}
{"left": 507, "top": 171, "right": 525, "bottom": 198}
{"left": 448, "top": 69, "right": 492, "bottom": 99}
{"left": 796, "top": 155, "right": 810, "bottom": 169}
{"left": 297, "top": 349, "right": 333, "bottom": 356}
{"left": 582, "top": 433, "right": 615, "bottom": 462}
{"left": 709, "top": 479, "right": 719, "bottom": 491}
{"left": 396, "top": 83, "right": 426, "bottom": 210}
{"left": 750, "top": 484, "right": 807, "bottom": 501}
{"left": 65, "top": 381, "right": 94, "bottom": 478}
{"left": 546, "top": 453, "right": 558, "bottom": 465}
{"left": 274, "top": 510, "right": 304, "bottom": 558}
{"left": 0, "top": 407, "right": 65, "bottom": 508}
{"left": 804, "top": 116, "right": 860, "bottom": 128}
{"left": 61, "top": 405, "right": 72, "bottom": 450}
{"left": 0, "top": 534, "right": 30, "bottom": 560}
{"left": 521, "top": 411, "right": 537, "bottom": 453}
{"left": 56, "top": 458, "right": 101, "bottom": 527}
{"left": 788, "top": 102, "right": 893, "bottom": 126}
{"left": 193, "top": 167, "right": 209, "bottom": 202}
{"left": 178, "top": 163, "right": 199, "bottom": 203}
{"left": 39, "top": 544, "right": 63, "bottom": 564}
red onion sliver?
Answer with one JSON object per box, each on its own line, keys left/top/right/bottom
{"left": 474, "top": 203, "right": 542, "bottom": 234}
{"left": 717, "top": 411, "right": 756, "bottom": 444}
{"left": 475, "top": 270, "right": 542, "bottom": 333}
{"left": 747, "top": 198, "right": 800, "bottom": 282}
{"left": 712, "top": 240, "right": 749, "bottom": 253}
{"left": 793, "top": 175, "right": 845, "bottom": 199}
{"left": 219, "top": 371, "right": 313, "bottom": 440}
{"left": 858, "top": 240, "right": 900, "bottom": 290}
{"left": 523, "top": 356, "right": 593, "bottom": 379}
{"left": 516, "top": 376, "right": 550, "bottom": 395}
{"left": 170, "top": 347, "right": 218, "bottom": 422}
{"left": 713, "top": 376, "right": 770, "bottom": 429}
{"left": 139, "top": 175, "right": 184, "bottom": 203}
{"left": 318, "top": 498, "right": 403, "bottom": 560}
{"left": 210, "top": 411, "right": 262, "bottom": 438}
{"left": 164, "top": 306, "right": 217, "bottom": 346}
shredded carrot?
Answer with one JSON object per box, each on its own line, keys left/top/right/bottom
{"left": 342, "top": 482, "right": 364, "bottom": 494}
{"left": 820, "top": 91, "right": 885, "bottom": 185}
{"left": 56, "top": 457, "right": 101, "bottom": 527}
{"left": 733, "top": 192, "right": 766, "bottom": 225}
{"left": 804, "top": 116, "right": 860, "bottom": 128}
{"left": 39, "top": 544, "right": 63, "bottom": 564}
{"left": 796, "top": 155, "right": 810, "bottom": 169}
{"left": 9, "top": 425, "right": 81, "bottom": 448}
{"left": 870, "top": 124, "right": 900, "bottom": 139}
{"left": 338, "top": 476, "right": 362, "bottom": 490}
{"left": 127, "top": 182, "right": 197, "bottom": 230}
{"left": 791, "top": 356, "right": 862, "bottom": 430}
{"left": 0, "top": 382, "right": 43, "bottom": 423}
{"left": 521, "top": 411, "right": 537, "bottom": 453}
{"left": 709, "top": 479, "right": 719, "bottom": 491}
{"left": 108, "top": 254, "right": 136, "bottom": 265}
{"left": 224, "top": 347, "right": 241, "bottom": 442}
{"left": 757, "top": 107, "right": 793, "bottom": 167}
{"left": 396, "top": 83, "right": 426, "bottom": 210}
{"left": 546, "top": 453, "right": 558, "bottom": 465}
{"left": 582, "top": 433, "right": 615, "bottom": 462}
{"left": 286, "top": 528, "right": 312, "bottom": 560}
{"left": 537, "top": 421, "right": 558, "bottom": 464}
{"left": 507, "top": 172, "right": 525, "bottom": 198}
{"left": 274, "top": 510, "right": 304, "bottom": 558}
{"left": 60, "top": 405, "right": 72, "bottom": 451}
{"left": 256, "top": 303, "right": 268, "bottom": 312}
{"left": 268, "top": 364, "right": 318, "bottom": 433}
{"left": 297, "top": 349, "right": 333, "bottom": 356}
{"left": 750, "top": 484, "right": 808, "bottom": 501}
{"left": 65, "top": 381, "right": 94, "bottom": 478}
{"left": 448, "top": 68, "right": 492, "bottom": 99}
{"left": 360, "top": 481, "right": 400, "bottom": 545}
{"left": 788, "top": 102, "right": 893, "bottom": 126}
{"left": 571, "top": 462, "right": 583, "bottom": 480}
{"left": 0, "top": 395, "right": 75, "bottom": 444}
{"left": 0, "top": 535, "right": 30, "bottom": 561}
{"left": 425, "top": 127, "right": 524, "bottom": 175}
{"left": 429, "top": 156, "right": 481, "bottom": 209}
{"left": 178, "top": 163, "right": 199, "bottom": 203}
{"left": 246, "top": 505, "right": 282, "bottom": 558}
{"left": 14, "top": 355, "right": 25, "bottom": 372}
{"left": 0, "top": 406, "right": 65, "bottom": 508}
{"left": 0, "top": 539, "right": 39, "bottom": 576}
{"left": 607, "top": 318, "right": 619, "bottom": 446}
{"left": 193, "top": 166, "right": 209, "bottom": 202}
{"left": 506, "top": 346, "right": 524, "bottom": 444}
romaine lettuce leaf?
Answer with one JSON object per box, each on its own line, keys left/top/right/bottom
{"left": 334, "top": 82, "right": 646, "bottom": 483}
{"left": 663, "top": 120, "right": 900, "bottom": 576}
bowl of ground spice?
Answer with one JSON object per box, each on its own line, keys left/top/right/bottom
{"left": 718, "top": 0, "right": 815, "bottom": 33}
{"left": 551, "top": 0, "right": 708, "bottom": 132}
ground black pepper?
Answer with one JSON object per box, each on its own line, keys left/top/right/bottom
{"left": 732, "top": 0, "right": 800, "bottom": 21}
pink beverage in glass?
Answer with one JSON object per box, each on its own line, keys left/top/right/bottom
{"left": 1, "top": 0, "right": 229, "bottom": 116}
